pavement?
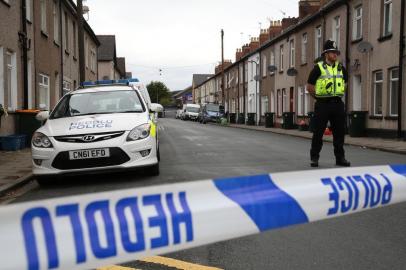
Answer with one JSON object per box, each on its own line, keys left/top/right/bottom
{"left": 0, "top": 121, "right": 405, "bottom": 197}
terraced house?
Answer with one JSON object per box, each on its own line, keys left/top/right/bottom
{"left": 192, "top": 0, "right": 406, "bottom": 138}
{"left": 0, "top": 0, "right": 100, "bottom": 136}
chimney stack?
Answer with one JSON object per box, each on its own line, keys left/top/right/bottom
{"left": 299, "top": 0, "right": 321, "bottom": 19}
{"left": 249, "top": 37, "right": 260, "bottom": 51}
{"left": 282, "top": 17, "right": 299, "bottom": 31}
{"left": 259, "top": 29, "right": 270, "bottom": 45}
{"left": 235, "top": 49, "right": 243, "bottom": 61}
{"left": 268, "top": 20, "right": 283, "bottom": 39}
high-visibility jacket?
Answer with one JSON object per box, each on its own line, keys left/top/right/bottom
{"left": 315, "top": 61, "right": 345, "bottom": 98}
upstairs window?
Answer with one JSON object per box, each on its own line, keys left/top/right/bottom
{"left": 353, "top": 5, "right": 362, "bottom": 40}
{"left": 315, "top": 26, "right": 322, "bottom": 58}
{"left": 40, "top": 0, "right": 47, "bottom": 33}
{"left": 332, "top": 16, "right": 340, "bottom": 49}
{"left": 301, "top": 33, "right": 307, "bottom": 64}
{"left": 389, "top": 68, "right": 399, "bottom": 116}
{"left": 289, "top": 39, "right": 295, "bottom": 68}
{"left": 383, "top": 0, "right": 393, "bottom": 36}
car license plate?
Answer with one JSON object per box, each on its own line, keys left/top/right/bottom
{"left": 69, "top": 148, "right": 110, "bottom": 160}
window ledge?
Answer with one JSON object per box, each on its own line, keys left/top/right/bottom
{"left": 41, "top": 31, "right": 48, "bottom": 39}
{"left": 369, "top": 116, "right": 383, "bottom": 120}
{"left": 279, "top": 70, "right": 284, "bottom": 74}
{"left": 384, "top": 116, "right": 398, "bottom": 120}
{"left": 73, "top": 56, "right": 77, "bottom": 61}
{"left": 1, "top": 0, "right": 10, "bottom": 8}
{"left": 351, "top": 37, "right": 363, "bottom": 44}
{"left": 300, "top": 63, "right": 307, "bottom": 67}
{"left": 65, "top": 50, "right": 70, "bottom": 56}
{"left": 378, "top": 34, "right": 392, "bottom": 42}
{"left": 26, "top": 19, "right": 32, "bottom": 25}
{"left": 53, "top": 41, "right": 60, "bottom": 47}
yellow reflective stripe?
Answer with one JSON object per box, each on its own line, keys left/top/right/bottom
{"left": 150, "top": 121, "right": 156, "bottom": 138}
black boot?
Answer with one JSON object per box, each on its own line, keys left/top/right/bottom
{"left": 336, "top": 158, "right": 351, "bottom": 167}
{"left": 310, "top": 158, "right": 319, "bottom": 167}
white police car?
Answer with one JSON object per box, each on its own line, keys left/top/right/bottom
{"left": 32, "top": 79, "right": 162, "bottom": 184}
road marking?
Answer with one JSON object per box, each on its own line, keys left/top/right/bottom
{"left": 140, "top": 256, "right": 223, "bottom": 270}
{"left": 98, "top": 256, "right": 223, "bottom": 270}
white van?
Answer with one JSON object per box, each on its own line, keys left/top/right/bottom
{"left": 182, "top": 104, "right": 200, "bottom": 121}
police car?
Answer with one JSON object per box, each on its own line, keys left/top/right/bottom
{"left": 31, "top": 79, "right": 162, "bottom": 184}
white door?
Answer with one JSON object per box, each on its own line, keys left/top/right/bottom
{"left": 352, "top": 75, "right": 362, "bottom": 111}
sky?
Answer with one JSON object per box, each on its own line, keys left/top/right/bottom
{"left": 85, "top": 0, "right": 299, "bottom": 91}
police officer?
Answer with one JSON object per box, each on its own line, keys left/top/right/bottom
{"left": 307, "top": 40, "right": 351, "bottom": 167}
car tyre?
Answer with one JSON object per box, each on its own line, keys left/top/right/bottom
{"left": 147, "top": 162, "right": 160, "bottom": 176}
{"left": 36, "top": 176, "right": 54, "bottom": 186}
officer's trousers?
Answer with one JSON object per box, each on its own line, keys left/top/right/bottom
{"left": 310, "top": 98, "right": 346, "bottom": 160}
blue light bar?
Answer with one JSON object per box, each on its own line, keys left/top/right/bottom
{"left": 80, "top": 78, "right": 140, "bottom": 88}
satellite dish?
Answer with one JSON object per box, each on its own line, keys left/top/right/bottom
{"left": 357, "top": 41, "right": 373, "bottom": 53}
{"left": 287, "top": 68, "right": 298, "bottom": 76}
{"left": 268, "top": 65, "right": 277, "bottom": 72}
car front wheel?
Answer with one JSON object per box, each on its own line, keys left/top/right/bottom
{"left": 147, "top": 162, "right": 160, "bottom": 176}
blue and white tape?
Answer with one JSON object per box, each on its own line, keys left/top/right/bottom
{"left": 0, "top": 165, "right": 405, "bottom": 270}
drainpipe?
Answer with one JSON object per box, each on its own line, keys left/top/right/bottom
{"left": 243, "top": 60, "right": 246, "bottom": 118}
{"left": 398, "top": 0, "right": 405, "bottom": 139}
{"left": 258, "top": 53, "right": 262, "bottom": 125}
{"left": 345, "top": 0, "right": 350, "bottom": 115}
{"left": 20, "top": 0, "right": 28, "bottom": 109}
{"left": 59, "top": 0, "right": 63, "bottom": 97}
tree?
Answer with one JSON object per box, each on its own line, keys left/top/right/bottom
{"left": 146, "top": 81, "right": 172, "bottom": 106}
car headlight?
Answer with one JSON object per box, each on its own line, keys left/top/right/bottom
{"left": 32, "top": 132, "right": 53, "bottom": 148}
{"left": 127, "top": 123, "right": 151, "bottom": 141}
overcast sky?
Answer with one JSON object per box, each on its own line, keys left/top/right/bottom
{"left": 86, "top": 0, "right": 299, "bottom": 91}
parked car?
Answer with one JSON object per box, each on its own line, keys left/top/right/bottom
{"left": 200, "top": 104, "right": 225, "bottom": 124}
{"left": 32, "top": 79, "right": 163, "bottom": 185}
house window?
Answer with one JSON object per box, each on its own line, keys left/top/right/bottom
{"left": 353, "top": 5, "right": 362, "bottom": 40}
{"left": 279, "top": 45, "right": 284, "bottom": 71}
{"left": 38, "top": 74, "right": 50, "bottom": 110}
{"left": 270, "top": 50, "right": 275, "bottom": 75}
{"left": 282, "top": 88, "right": 288, "bottom": 112}
{"left": 304, "top": 86, "right": 310, "bottom": 114}
{"left": 262, "top": 54, "right": 267, "bottom": 77}
{"left": 53, "top": 1, "right": 59, "bottom": 43}
{"left": 332, "top": 16, "right": 340, "bottom": 49}
{"left": 40, "top": 0, "right": 47, "bottom": 33}
{"left": 261, "top": 96, "right": 269, "bottom": 116}
{"left": 239, "top": 66, "right": 243, "bottom": 84}
{"left": 389, "top": 68, "right": 399, "bottom": 116}
{"left": 297, "top": 86, "right": 303, "bottom": 116}
{"left": 289, "top": 39, "right": 295, "bottom": 68}
{"left": 373, "top": 71, "right": 383, "bottom": 116}
{"left": 64, "top": 12, "right": 69, "bottom": 52}
{"left": 383, "top": 0, "right": 393, "bottom": 36}
{"left": 270, "top": 89, "right": 275, "bottom": 113}
{"left": 315, "top": 26, "right": 322, "bottom": 58}
{"left": 26, "top": 0, "right": 32, "bottom": 21}
{"left": 6, "top": 51, "right": 17, "bottom": 111}
{"left": 301, "top": 33, "right": 307, "bottom": 64}
{"left": 63, "top": 80, "right": 71, "bottom": 96}
{"left": 277, "top": 90, "right": 282, "bottom": 116}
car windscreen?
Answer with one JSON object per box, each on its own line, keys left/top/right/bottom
{"left": 50, "top": 90, "right": 145, "bottom": 119}
{"left": 186, "top": 107, "right": 199, "bottom": 113}
{"left": 206, "top": 104, "right": 219, "bottom": 112}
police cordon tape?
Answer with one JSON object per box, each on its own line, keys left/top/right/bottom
{"left": 0, "top": 165, "right": 405, "bottom": 270}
